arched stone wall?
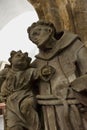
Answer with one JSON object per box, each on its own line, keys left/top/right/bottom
{"left": 27, "top": 0, "right": 87, "bottom": 42}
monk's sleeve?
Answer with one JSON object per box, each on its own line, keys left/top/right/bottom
{"left": 71, "top": 45, "right": 87, "bottom": 106}
{"left": 76, "top": 45, "right": 87, "bottom": 75}
{"left": 71, "top": 45, "right": 87, "bottom": 92}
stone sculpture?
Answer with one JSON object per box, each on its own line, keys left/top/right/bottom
{"left": 27, "top": 20, "right": 87, "bottom": 130}
{"left": 27, "top": 0, "right": 87, "bottom": 42}
{"left": 0, "top": 50, "right": 40, "bottom": 130}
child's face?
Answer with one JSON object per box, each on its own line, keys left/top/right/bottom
{"left": 11, "top": 52, "right": 29, "bottom": 69}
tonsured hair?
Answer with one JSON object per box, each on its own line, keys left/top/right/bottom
{"left": 27, "top": 20, "right": 56, "bottom": 35}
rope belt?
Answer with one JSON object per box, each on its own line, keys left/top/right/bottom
{"left": 36, "top": 95, "right": 79, "bottom": 105}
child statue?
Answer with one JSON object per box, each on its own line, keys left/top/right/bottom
{"left": 0, "top": 50, "right": 40, "bottom": 130}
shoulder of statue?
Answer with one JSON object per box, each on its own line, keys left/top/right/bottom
{"left": 35, "top": 31, "right": 79, "bottom": 60}
{"left": 57, "top": 30, "right": 80, "bottom": 50}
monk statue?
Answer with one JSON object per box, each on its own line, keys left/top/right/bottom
{"left": 27, "top": 20, "right": 87, "bottom": 130}
{"left": 0, "top": 50, "right": 40, "bottom": 130}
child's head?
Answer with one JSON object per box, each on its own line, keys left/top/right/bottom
{"left": 8, "top": 50, "right": 32, "bottom": 70}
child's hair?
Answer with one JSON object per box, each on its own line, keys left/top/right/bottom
{"left": 8, "top": 50, "right": 32, "bottom": 67}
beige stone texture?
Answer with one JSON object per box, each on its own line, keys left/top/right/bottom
{"left": 27, "top": 0, "right": 87, "bottom": 42}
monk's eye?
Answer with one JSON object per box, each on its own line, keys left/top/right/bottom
{"left": 32, "top": 32, "right": 38, "bottom": 36}
{"left": 37, "top": 28, "right": 41, "bottom": 31}
{"left": 45, "top": 28, "right": 52, "bottom": 32}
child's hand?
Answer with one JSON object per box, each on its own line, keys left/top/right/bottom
{"left": 42, "top": 67, "right": 52, "bottom": 76}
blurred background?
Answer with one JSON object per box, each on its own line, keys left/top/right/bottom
{"left": 0, "top": 0, "right": 39, "bottom": 63}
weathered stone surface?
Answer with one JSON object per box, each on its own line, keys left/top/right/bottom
{"left": 27, "top": 0, "right": 87, "bottom": 42}
{"left": 0, "top": 50, "right": 40, "bottom": 130}
{"left": 27, "top": 20, "right": 87, "bottom": 130}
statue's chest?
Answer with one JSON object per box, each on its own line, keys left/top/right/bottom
{"left": 36, "top": 52, "right": 76, "bottom": 97}
{"left": 37, "top": 53, "right": 76, "bottom": 82}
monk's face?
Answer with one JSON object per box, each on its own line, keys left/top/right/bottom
{"left": 29, "top": 25, "right": 53, "bottom": 49}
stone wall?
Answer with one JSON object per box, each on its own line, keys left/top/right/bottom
{"left": 27, "top": 0, "right": 87, "bottom": 42}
